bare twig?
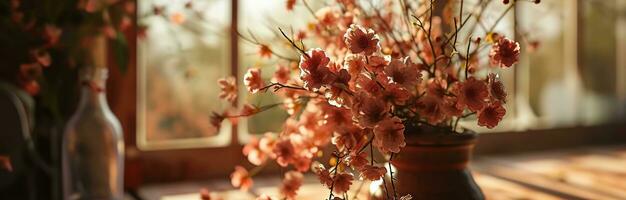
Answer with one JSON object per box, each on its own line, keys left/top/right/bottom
{"left": 389, "top": 153, "right": 398, "bottom": 200}
{"left": 464, "top": 37, "right": 472, "bottom": 80}
{"left": 279, "top": 28, "right": 310, "bottom": 59}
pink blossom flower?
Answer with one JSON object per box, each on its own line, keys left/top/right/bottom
{"left": 273, "top": 139, "right": 296, "bottom": 167}
{"left": 457, "top": 78, "right": 488, "bottom": 112}
{"left": 489, "top": 37, "right": 520, "bottom": 68}
{"left": 366, "top": 55, "right": 390, "bottom": 73}
{"left": 325, "top": 69, "right": 352, "bottom": 106}
{"left": 488, "top": 73, "right": 507, "bottom": 103}
{"left": 218, "top": 76, "right": 237, "bottom": 102}
{"left": 426, "top": 79, "right": 448, "bottom": 100}
{"left": 373, "top": 117, "right": 406, "bottom": 153}
{"left": 315, "top": 7, "right": 339, "bottom": 27}
{"left": 442, "top": 96, "right": 463, "bottom": 117}
{"left": 170, "top": 12, "right": 186, "bottom": 24}
{"left": 240, "top": 104, "right": 259, "bottom": 116}
{"left": 210, "top": 112, "right": 225, "bottom": 129}
{"left": 348, "top": 152, "right": 369, "bottom": 170}
{"left": 343, "top": 54, "right": 366, "bottom": 77}
{"left": 322, "top": 105, "right": 353, "bottom": 128}
{"left": 344, "top": 24, "right": 380, "bottom": 55}
{"left": 381, "top": 83, "right": 411, "bottom": 105}
{"left": 337, "top": 0, "right": 356, "bottom": 8}
{"left": 313, "top": 163, "right": 333, "bottom": 187}
{"left": 258, "top": 45, "right": 272, "bottom": 58}
{"left": 280, "top": 171, "right": 304, "bottom": 200}
{"left": 299, "top": 49, "right": 333, "bottom": 90}
{"left": 293, "top": 156, "right": 312, "bottom": 172}
{"left": 332, "top": 125, "right": 364, "bottom": 151}
{"left": 352, "top": 93, "right": 390, "bottom": 128}
{"left": 200, "top": 188, "right": 222, "bottom": 200}
{"left": 256, "top": 194, "right": 273, "bottom": 200}
{"left": 230, "top": 166, "right": 253, "bottom": 191}
{"left": 244, "top": 68, "right": 265, "bottom": 94}
{"left": 272, "top": 64, "right": 291, "bottom": 84}
{"left": 384, "top": 58, "right": 420, "bottom": 90}
{"left": 20, "top": 63, "right": 42, "bottom": 81}
{"left": 417, "top": 95, "right": 445, "bottom": 124}
{"left": 332, "top": 173, "right": 354, "bottom": 195}
{"left": 259, "top": 133, "right": 277, "bottom": 154}
{"left": 478, "top": 102, "right": 506, "bottom": 129}
{"left": 31, "top": 49, "right": 51, "bottom": 67}
{"left": 0, "top": 156, "right": 12, "bottom": 172}
{"left": 295, "top": 30, "right": 307, "bottom": 40}
{"left": 44, "top": 24, "right": 62, "bottom": 46}
{"left": 359, "top": 165, "right": 387, "bottom": 181}
{"left": 243, "top": 136, "right": 267, "bottom": 166}
{"left": 355, "top": 74, "right": 384, "bottom": 96}
{"left": 286, "top": 0, "right": 296, "bottom": 11}
{"left": 21, "top": 80, "right": 40, "bottom": 96}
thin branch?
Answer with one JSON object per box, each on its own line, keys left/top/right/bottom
{"left": 464, "top": 37, "right": 472, "bottom": 80}
{"left": 279, "top": 28, "right": 310, "bottom": 59}
{"left": 236, "top": 31, "right": 298, "bottom": 61}
{"left": 427, "top": 0, "right": 437, "bottom": 74}
{"left": 389, "top": 153, "right": 398, "bottom": 200}
{"left": 259, "top": 82, "right": 307, "bottom": 93}
{"left": 327, "top": 150, "right": 346, "bottom": 200}
{"left": 368, "top": 1, "right": 407, "bottom": 57}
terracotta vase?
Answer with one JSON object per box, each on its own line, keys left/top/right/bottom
{"left": 392, "top": 127, "right": 484, "bottom": 200}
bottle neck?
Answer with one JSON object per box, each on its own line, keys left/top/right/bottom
{"left": 77, "top": 80, "right": 109, "bottom": 111}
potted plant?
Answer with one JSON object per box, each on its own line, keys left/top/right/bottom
{"left": 209, "top": 0, "right": 539, "bottom": 199}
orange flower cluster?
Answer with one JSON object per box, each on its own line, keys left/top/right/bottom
{"left": 215, "top": 0, "right": 538, "bottom": 199}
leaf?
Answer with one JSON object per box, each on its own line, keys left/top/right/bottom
{"left": 111, "top": 31, "right": 129, "bottom": 74}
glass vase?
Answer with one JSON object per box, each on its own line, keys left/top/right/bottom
{"left": 62, "top": 67, "right": 124, "bottom": 200}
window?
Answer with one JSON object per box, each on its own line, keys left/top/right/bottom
{"left": 133, "top": 0, "right": 626, "bottom": 149}
{"left": 515, "top": 0, "right": 626, "bottom": 130}
{"left": 137, "top": 0, "right": 232, "bottom": 150}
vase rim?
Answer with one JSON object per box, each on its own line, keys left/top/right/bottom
{"left": 404, "top": 125, "right": 477, "bottom": 146}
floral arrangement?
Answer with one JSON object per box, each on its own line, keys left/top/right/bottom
{"left": 209, "top": 0, "right": 539, "bottom": 199}
{"left": 0, "top": 0, "right": 135, "bottom": 178}
{"left": 0, "top": 0, "right": 134, "bottom": 97}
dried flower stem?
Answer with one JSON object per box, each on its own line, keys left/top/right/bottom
{"left": 259, "top": 82, "right": 307, "bottom": 93}
{"left": 222, "top": 102, "right": 284, "bottom": 118}
{"left": 236, "top": 31, "right": 298, "bottom": 61}
{"left": 427, "top": 0, "right": 437, "bottom": 74}
{"left": 327, "top": 150, "right": 346, "bottom": 200}
{"left": 369, "top": 2, "right": 407, "bottom": 57}
{"left": 279, "top": 28, "right": 310, "bottom": 59}
{"left": 381, "top": 171, "right": 391, "bottom": 200}
{"left": 464, "top": 37, "right": 472, "bottom": 80}
{"left": 389, "top": 153, "right": 398, "bottom": 200}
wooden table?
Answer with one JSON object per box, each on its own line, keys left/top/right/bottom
{"left": 140, "top": 145, "right": 626, "bottom": 200}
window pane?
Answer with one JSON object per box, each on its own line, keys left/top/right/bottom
{"left": 518, "top": 0, "right": 625, "bottom": 128}
{"left": 580, "top": 0, "right": 621, "bottom": 124}
{"left": 518, "top": 0, "right": 578, "bottom": 127}
{"left": 237, "top": 0, "right": 315, "bottom": 138}
{"left": 137, "top": 0, "right": 232, "bottom": 150}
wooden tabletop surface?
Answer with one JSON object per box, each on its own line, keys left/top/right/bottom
{"left": 139, "top": 145, "right": 626, "bottom": 200}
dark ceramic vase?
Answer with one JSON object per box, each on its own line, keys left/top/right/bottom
{"left": 392, "top": 128, "right": 484, "bottom": 200}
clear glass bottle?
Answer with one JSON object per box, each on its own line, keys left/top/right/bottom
{"left": 62, "top": 67, "right": 124, "bottom": 200}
